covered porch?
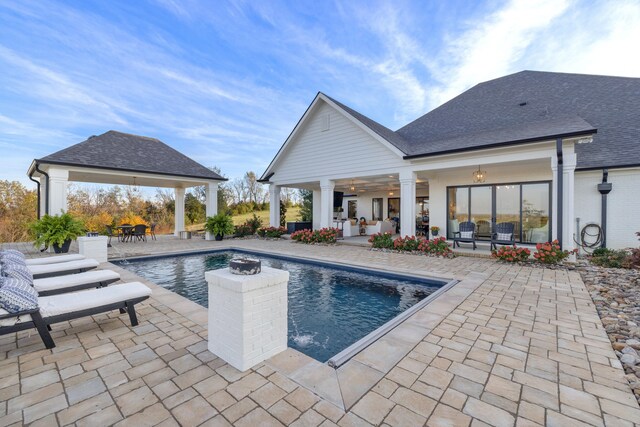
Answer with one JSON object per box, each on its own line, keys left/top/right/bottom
{"left": 268, "top": 139, "right": 579, "bottom": 252}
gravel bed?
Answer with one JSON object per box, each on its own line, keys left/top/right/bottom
{"left": 578, "top": 263, "right": 640, "bottom": 403}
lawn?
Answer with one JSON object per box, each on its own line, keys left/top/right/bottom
{"left": 186, "top": 207, "right": 301, "bottom": 231}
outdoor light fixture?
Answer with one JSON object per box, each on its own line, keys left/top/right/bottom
{"left": 389, "top": 191, "right": 394, "bottom": 196}
{"left": 472, "top": 166, "right": 486, "bottom": 183}
{"left": 349, "top": 179, "right": 356, "bottom": 192}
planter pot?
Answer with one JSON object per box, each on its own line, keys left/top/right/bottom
{"left": 431, "top": 231, "right": 439, "bottom": 237}
{"left": 53, "top": 239, "right": 72, "bottom": 253}
{"left": 215, "top": 234, "right": 224, "bottom": 241}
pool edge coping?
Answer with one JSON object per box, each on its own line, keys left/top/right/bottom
{"left": 106, "top": 246, "right": 487, "bottom": 412}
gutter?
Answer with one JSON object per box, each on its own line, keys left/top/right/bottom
{"left": 34, "top": 163, "right": 49, "bottom": 216}
{"left": 402, "top": 129, "right": 596, "bottom": 160}
{"left": 556, "top": 138, "right": 563, "bottom": 249}
{"left": 33, "top": 159, "right": 228, "bottom": 182}
{"left": 597, "top": 169, "right": 612, "bottom": 247}
{"left": 257, "top": 172, "right": 275, "bottom": 184}
{"left": 27, "top": 167, "right": 41, "bottom": 220}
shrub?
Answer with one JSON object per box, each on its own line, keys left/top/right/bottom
{"left": 368, "top": 232, "right": 394, "bottom": 249}
{"left": 291, "top": 227, "right": 339, "bottom": 244}
{"left": 393, "top": 236, "right": 421, "bottom": 251}
{"left": 257, "top": 226, "right": 287, "bottom": 238}
{"left": 492, "top": 245, "right": 531, "bottom": 262}
{"left": 418, "top": 236, "right": 453, "bottom": 257}
{"left": 234, "top": 223, "right": 254, "bottom": 237}
{"left": 590, "top": 247, "right": 633, "bottom": 269}
{"left": 533, "top": 240, "right": 575, "bottom": 264}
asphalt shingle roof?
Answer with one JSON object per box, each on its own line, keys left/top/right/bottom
{"left": 38, "top": 131, "right": 225, "bottom": 181}
{"left": 330, "top": 71, "right": 640, "bottom": 169}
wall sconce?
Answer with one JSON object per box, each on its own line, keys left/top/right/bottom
{"left": 472, "top": 166, "right": 486, "bottom": 183}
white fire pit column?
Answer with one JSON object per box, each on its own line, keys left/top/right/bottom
{"left": 205, "top": 258, "right": 289, "bottom": 372}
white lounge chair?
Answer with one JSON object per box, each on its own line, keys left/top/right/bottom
{"left": 25, "top": 254, "right": 86, "bottom": 266}
{"left": 0, "top": 282, "right": 152, "bottom": 349}
{"left": 33, "top": 269, "right": 121, "bottom": 296}
{"left": 28, "top": 259, "right": 100, "bottom": 279}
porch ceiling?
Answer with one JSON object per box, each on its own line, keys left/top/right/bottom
{"left": 334, "top": 174, "right": 429, "bottom": 195}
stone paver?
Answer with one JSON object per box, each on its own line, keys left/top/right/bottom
{"left": 1, "top": 237, "right": 638, "bottom": 426}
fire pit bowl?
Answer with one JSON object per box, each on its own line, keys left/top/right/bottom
{"left": 229, "top": 257, "right": 261, "bottom": 275}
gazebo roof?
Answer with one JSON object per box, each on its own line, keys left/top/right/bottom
{"left": 34, "top": 130, "right": 225, "bottom": 181}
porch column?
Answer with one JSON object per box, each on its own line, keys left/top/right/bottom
{"left": 319, "top": 179, "right": 334, "bottom": 229}
{"left": 563, "top": 153, "right": 577, "bottom": 256}
{"left": 551, "top": 158, "right": 559, "bottom": 242}
{"left": 399, "top": 171, "right": 416, "bottom": 237}
{"left": 174, "top": 187, "right": 185, "bottom": 236}
{"left": 38, "top": 177, "right": 48, "bottom": 218}
{"left": 205, "top": 182, "right": 219, "bottom": 218}
{"left": 48, "top": 167, "right": 68, "bottom": 215}
{"left": 312, "top": 190, "right": 321, "bottom": 230}
{"left": 269, "top": 184, "right": 281, "bottom": 227}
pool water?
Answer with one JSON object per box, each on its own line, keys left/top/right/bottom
{"left": 116, "top": 251, "right": 444, "bottom": 362}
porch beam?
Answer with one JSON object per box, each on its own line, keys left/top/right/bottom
{"left": 269, "top": 184, "right": 281, "bottom": 227}
{"left": 399, "top": 171, "right": 416, "bottom": 237}
{"left": 319, "top": 180, "right": 334, "bottom": 228}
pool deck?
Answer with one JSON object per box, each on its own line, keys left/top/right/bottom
{"left": 1, "top": 236, "right": 639, "bottom": 426}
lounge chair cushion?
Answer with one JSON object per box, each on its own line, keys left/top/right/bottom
{"left": 38, "top": 282, "right": 152, "bottom": 318}
{"left": 0, "top": 250, "right": 26, "bottom": 264}
{"left": 1, "top": 260, "right": 33, "bottom": 283}
{"left": 33, "top": 270, "right": 121, "bottom": 293}
{"left": 496, "top": 233, "right": 512, "bottom": 241}
{"left": 28, "top": 259, "right": 100, "bottom": 278}
{"left": 0, "top": 277, "right": 38, "bottom": 313}
{"left": 460, "top": 231, "right": 473, "bottom": 239}
{"left": 25, "top": 254, "right": 86, "bottom": 266}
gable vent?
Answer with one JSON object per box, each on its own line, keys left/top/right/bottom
{"left": 321, "top": 114, "right": 330, "bottom": 131}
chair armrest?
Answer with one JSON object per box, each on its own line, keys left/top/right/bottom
{"left": 452, "top": 231, "right": 460, "bottom": 237}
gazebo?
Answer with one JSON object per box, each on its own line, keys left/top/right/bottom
{"left": 27, "top": 130, "right": 226, "bottom": 237}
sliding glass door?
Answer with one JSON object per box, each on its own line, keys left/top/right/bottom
{"left": 447, "top": 182, "right": 551, "bottom": 243}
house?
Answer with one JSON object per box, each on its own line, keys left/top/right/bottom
{"left": 260, "top": 71, "right": 640, "bottom": 250}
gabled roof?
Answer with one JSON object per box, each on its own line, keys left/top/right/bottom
{"left": 259, "top": 93, "right": 406, "bottom": 180}
{"left": 265, "top": 71, "right": 640, "bottom": 176}
{"left": 36, "top": 130, "right": 226, "bottom": 181}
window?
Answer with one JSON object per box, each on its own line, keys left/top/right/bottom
{"left": 372, "top": 198, "right": 383, "bottom": 221}
{"left": 447, "top": 182, "right": 551, "bottom": 243}
{"left": 388, "top": 198, "right": 400, "bottom": 219}
{"left": 347, "top": 200, "right": 357, "bottom": 219}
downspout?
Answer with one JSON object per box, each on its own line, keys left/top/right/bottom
{"left": 597, "top": 168, "right": 612, "bottom": 247}
{"left": 556, "top": 138, "right": 563, "bottom": 249}
{"left": 35, "top": 163, "right": 49, "bottom": 216}
{"left": 27, "top": 169, "right": 41, "bottom": 220}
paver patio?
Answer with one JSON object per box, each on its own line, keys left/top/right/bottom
{"left": 1, "top": 237, "right": 639, "bottom": 426}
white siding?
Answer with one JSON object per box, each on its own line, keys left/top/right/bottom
{"left": 271, "top": 102, "right": 405, "bottom": 184}
{"left": 575, "top": 169, "right": 640, "bottom": 249}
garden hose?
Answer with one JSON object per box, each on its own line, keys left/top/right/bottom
{"left": 574, "top": 223, "right": 604, "bottom": 253}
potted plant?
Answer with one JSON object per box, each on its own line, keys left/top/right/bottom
{"left": 205, "top": 213, "right": 235, "bottom": 241}
{"left": 30, "top": 212, "right": 86, "bottom": 253}
{"left": 430, "top": 226, "right": 440, "bottom": 237}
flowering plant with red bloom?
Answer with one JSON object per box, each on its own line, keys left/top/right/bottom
{"left": 257, "top": 226, "right": 287, "bottom": 238}
{"left": 368, "top": 232, "right": 394, "bottom": 249}
{"left": 291, "top": 227, "right": 339, "bottom": 244}
{"left": 533, "top": 240, "right": 576, "bottom": 264}
{"left": 491, "top": 245, "right": 530, "bottom": 262}
{"left": 392, "top": 235, "right": 421, "bottom": 251}
{"left": 418, "top": 236, "right": 453, "bottom": 257}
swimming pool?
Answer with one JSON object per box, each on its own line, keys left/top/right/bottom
{"left": 115, "top": 250, "right": 446, "bottom": 362}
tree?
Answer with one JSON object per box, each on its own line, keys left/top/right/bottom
{"left": 280, "top": 200, "right": 287, "bottom": 227}
{"left": 299, "top": 189, "right": 313, "bottom": 221}
{"left": 0, "top": 180, "right": 37, "bottom": 243}
{"left": 185, "top": 192, "right": 205, "bottom": 224}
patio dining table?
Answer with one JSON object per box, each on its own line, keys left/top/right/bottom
{"left": 117, "top": 225, "right": 134, "bottom": 242}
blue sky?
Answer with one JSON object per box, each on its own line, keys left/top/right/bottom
{"left": 1, "top": 0, "right": 639, "bottom": 186}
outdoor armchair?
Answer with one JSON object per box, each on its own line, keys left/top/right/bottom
{"left": 490, "top": 222, "right": 516, "bottom": 250}
{"left": 452, "top": 221, "right": 477, "bottom": 250}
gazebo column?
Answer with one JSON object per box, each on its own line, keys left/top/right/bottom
{"left": 269, "top": 184, "right": 281, "bottom": 227}
{"left": 399, "top": 171, "right": 416, "bottom": 237}
{"left": 174, "top": 187, "right": 185, "bottom": 236}
{"left": 319, "top": 179, "right": 334, "bottom": 229}
{"left": 48, "top": 167, "right": 68, "bottom": 215}
{"left": 205, "top": 182, "right": 219, "bottom": 240}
